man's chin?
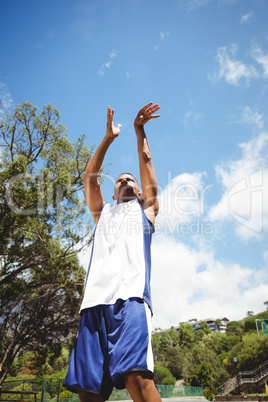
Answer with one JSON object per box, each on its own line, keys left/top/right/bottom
{"left": 118, "top": 190, "right": 137, "bottom": 201}
{"left": 119, "top": 186, "right": 133, "bottom": 195}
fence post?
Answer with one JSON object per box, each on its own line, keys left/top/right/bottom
{"left": 41, "top": 378, "right": 45, "bottom": 402}
{"left": 57, "top": 379, "right": 60, "bottom": 402}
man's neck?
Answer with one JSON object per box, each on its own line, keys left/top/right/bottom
{"left": 117, "top": 196, "right": 138, "bottom": 204}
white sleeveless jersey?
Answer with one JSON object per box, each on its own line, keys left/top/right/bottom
{"left": 80, "top": 199, "right": 154, "bottom": 313}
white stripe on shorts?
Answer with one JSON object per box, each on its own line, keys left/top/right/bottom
{"left": 145, "top": 302, "right": 154, "bottom": 373}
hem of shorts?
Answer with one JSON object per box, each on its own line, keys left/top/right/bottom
{"left": 114, "top": 368, "right": 154, "bottom": 390}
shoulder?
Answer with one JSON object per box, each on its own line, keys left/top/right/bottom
{"left": 138, "top": 196, "right": 159, "bottom": 226}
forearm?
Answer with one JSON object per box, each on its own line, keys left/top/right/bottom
{"left": 135, "top": 125, "right": 158, "bottom": 200}
{"left": 83, "top": 134, "right": 114, "bottom": 221}
{"left": 135, "top": 125, "right": 152, "bottom": 162}
{"left": 84, "top": 135, "right": 114, "bottom": 179}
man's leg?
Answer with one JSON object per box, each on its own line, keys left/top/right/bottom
{"left": 124, "top": 372, "right": 162, "bottom": 402}
{"left": 78, "top": 391, "right": 105, "bottom": 402}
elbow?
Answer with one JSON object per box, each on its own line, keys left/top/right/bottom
{"left": 84, "top": 171, "right": 98, "bottom": 182}
{"left": 140, "top": 150, "right": 151, "bottom": 163}
{"left": 84, "top": 172, "right": 100, "bottom": 191}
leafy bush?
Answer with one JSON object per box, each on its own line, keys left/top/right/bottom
{"left": 154, "top": 365, "right": 176, "bottom": 385}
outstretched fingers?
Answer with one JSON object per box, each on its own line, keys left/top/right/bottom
{"left": 140, "top": 102, "right": 160, "bottom": 119}
{"left": 107, "top": 105, "right": 114, "bottom": 123}
{"left": 106, "top": 105, "right": 121, "bottom": 138}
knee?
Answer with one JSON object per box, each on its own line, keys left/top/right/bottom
{"left": 125, "top": 372, "right": 156, "bottom": 398}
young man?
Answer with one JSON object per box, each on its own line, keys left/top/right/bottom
{"left": 64, "top": 102, "right": 161, "bottom": 402}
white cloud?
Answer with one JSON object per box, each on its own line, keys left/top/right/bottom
{"left": 154, "top": 32, "right": 170, "bottom": 51}
{"left": 183, "top": 100, "right": 205, "bottom": 127}
{"left": 160, "top": 31, "right": 170, "bottom": 40}
{"left": 240, "top": 11, "right": 253, "bottom": 23}
{"left": 208, "top": 133, "right": 268, "bottom": 240}
{"left": 240, "top": 106, "right": 264, "bottom": 129}
{"left": 98, "top": 49, "right": 119, "bottom": 75}
{"left": 183, "top": 110, "right": 204, "bottom": 126}
{"left": 156, "top": 172, "right": 210, "bottom": 232}
{"left": 251, "top": 46, "right": 268, "bottom": 78}
{"left": 210, "top": 43, "right": 268, "bottom": 86}
{"left": 209, "top": 44, "right": 259, "bottom": 86}
{"left": 110, "top": 49, "right": 118, "bottom": 59}
{"left": 151, "top": 234, "right": 268, "bottom": 329}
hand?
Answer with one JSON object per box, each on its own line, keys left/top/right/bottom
{"left": 106, "top": 105, "right": 121, "bottom": 139}
{"left": 134, "top": 102, "right": 160, "bottom": 128}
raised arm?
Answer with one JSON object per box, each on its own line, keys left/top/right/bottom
{"left": 84, "top": 106, "right": 121, "bottom": 224}
{"left": 134, "top": 102, "right": 160, "bottom": 225}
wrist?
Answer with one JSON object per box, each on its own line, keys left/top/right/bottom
{"left": 105, "top": 132, "right": 116, "bottom": 142}
{"left": 102, "top": 135, "right": 115, "bottom": 149}
{"left": 134, "top": 122, "right": 145, "bottom": 134}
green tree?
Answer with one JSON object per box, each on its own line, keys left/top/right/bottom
{"left": 159, "top": 331, "right": 173, "bottom": 356}
{"left": 181, "top": 348, "right": 195, "bottom": 383}
{"left": 223, "top": 332, "right": 268, "bottom": 375}
{"left": 19, "top": 344, "right": 71, "bottom": 377}
{"left": 244, "top": 317, "right": 257, "bottom": 332}
{"left": 191, "top": 339, "right": 228, "bottom": 387}
{"left": 168, "top": 328, "right": 180, "bottom": 347}
{"left": 188, "top": 362, "right": 215, "bottom": 401}
{"left": 202, "top": 331, "right": 222, "bottom": 353}
{"left": 194, "top": 321, "right": 210, "bottom": 342}
{"left": 154, "top": 365, "right": 176, "bottom": 385}
{"left": 151, "top": 332, "right": 161, "bottom": 363}
{"left": 226, "top": 321, "right": 244, "bottom": 339}
{"left": 244, "top": 311, "right": 268, "bottom": 333}
{"left": 165, "top": 346, "right": 183, "bottom": 379}
{"left": 0, "top": 102, "right": 96, "bottom": 384}
{"left": 215, "top": 334, "right": 240, "bottom": 355}
{"left": 178, "top": 323, "right": 195, "bottom": 348}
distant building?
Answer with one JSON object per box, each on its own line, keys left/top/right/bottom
{"left": 188, "top": 317, "right": 229, "bottom": 333}
{"left": 154, "top": 317, "right": 229, "bottom": 335}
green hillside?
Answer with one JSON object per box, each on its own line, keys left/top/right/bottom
{"left": 151, "top": 309, "right": 268, "bottom": 399}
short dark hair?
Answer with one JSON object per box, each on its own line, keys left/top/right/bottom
{"left": 118, "top": 173, "right": 139, "bottom": 184}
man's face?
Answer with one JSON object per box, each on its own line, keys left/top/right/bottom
{"left": 113, "top": 174, "right": 140, "bottom": 202}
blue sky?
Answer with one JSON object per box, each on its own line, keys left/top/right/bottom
{"left": 1, "top": 0, "right": 268, "bottom": 329}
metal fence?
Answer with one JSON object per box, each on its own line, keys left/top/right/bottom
{"left": 0, "top": 378, "right": 203, "bottom": 401}
{"left": 157, "top": 385, "right": 203, "bottom": 399}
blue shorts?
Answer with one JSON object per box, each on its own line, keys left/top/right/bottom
{"left": 63, "top": 298, "right": 154, "bottom": 400}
